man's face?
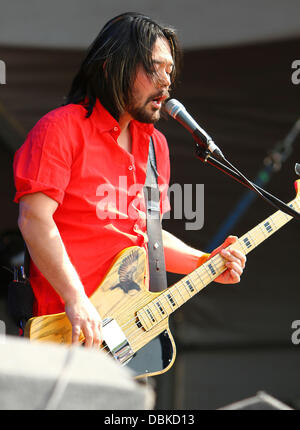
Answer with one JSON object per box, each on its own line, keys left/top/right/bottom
{"left": 126, "top": 37, "right": 174, "bottom": 124}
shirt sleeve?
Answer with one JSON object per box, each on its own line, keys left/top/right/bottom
{"left": 13, "top": 113, "right": 72, "bottom": 205}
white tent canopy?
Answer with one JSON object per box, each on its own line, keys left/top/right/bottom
{"left": 0, "top": 0, "right": 299, "bottom": 50}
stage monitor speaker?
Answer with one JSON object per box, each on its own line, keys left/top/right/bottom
{"left": 219, "top": 391, "right": 293, "bottom": 410}
{"left": 0, "top": 335, "right": 155, "bottom": 410}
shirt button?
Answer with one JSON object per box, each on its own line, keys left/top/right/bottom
{"left": 128, "top": 165, "right": 133, "bottom": 171}
{"left": 113, "top": 126, "right": 119, "bottom": 132}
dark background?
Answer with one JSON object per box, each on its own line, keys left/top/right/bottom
{"left": 0, "top": 26, "right": 300, "bottom": 409}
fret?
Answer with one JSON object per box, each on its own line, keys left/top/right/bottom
{"left": 248, "top": 231, "right": 257, "bottom": 247}
{"left": 263, "top": 220, "right": 273, "bottom": 234}
{"left": 207, "top": 261, "right": 217, "bottom": 277}
{"left": 160, "top": 291, "right": 174, "bottom": 313}
{"left": 185, "top": 278, "right": 195, "bottom": 294}
{"left": 136, "top": 308, "right": 154, "bottom": 331}
{"left": 189, "top": 271, "right": 203, "bottom": 292}
{"left": 174, "top": 283, "right": 186, "bottom": 304}
{"left": 155, "top": 299, "right": 166, "bottom": 316}
{"left": 174, "top": 279, "right": 192, "bottom": 300}
{"left": 258, "top": 222, "right": 268, "bottom": 239}
{"left": 239, "top": 230, "right": 257, "bottom": 254}
{"left": 231, "top": 240, "right": 245, "bottom": 255}
{"left": 147, "top": 300, "right": 163, "bottom": 323}
{"left": 242, "top": 236, "right": 252, "bottom": 250}
{"left": 189, "top": 276, "right": 200, "bottom": 292}
{"left": 238, "top": 238, "right": 247, "bottom": 253}
{"left": 207, "top": 256, "right": 224, "bottom": 279}
{"left": 166, "top": 292, "right": 177, "bottom": 308}
{"left": 268, "top": 215, "right": 278, "bottom": 231}
{"left": 146, "top": 307, "right": 156, "bottom": 323}
{"left": 283, "top": 211, "right": 291, "bottom": 221}
{"left": 138, "top": 187, "right": 299, "bottom": 332}
{"left": 270, "top": 211, "right": 283, "bottom": 228}
{"left": 270, "top": 211, "right": 288, "bottom": 230}
{"left": 193, "top": 266, "right": 206, "bottom": 288}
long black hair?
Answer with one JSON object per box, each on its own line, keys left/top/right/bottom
{"left": 64, "top": 12, "right": 181, "bottom": 120}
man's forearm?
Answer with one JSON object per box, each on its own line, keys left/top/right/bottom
{"left": 162, "top": 229, "right": 209, "bottom": 274}
{"left": 19, "top": 214, "right": 86, "bottom": 305}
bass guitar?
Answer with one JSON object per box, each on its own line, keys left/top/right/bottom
{"left": 25, "top": 180, "right": 300, "bottom": 378}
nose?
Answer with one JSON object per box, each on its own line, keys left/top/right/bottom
{"left": 161, "top": 70, "right": 171, "bottom": 87}
{"left": 156, "top": 68, "right": 171, "bottom": 88}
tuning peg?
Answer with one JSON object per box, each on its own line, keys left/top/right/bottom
{"left": 295, "top": 163, "right": 300, "bottom": 176}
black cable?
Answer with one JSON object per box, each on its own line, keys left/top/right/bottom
{"left": 196, "top": 145, "right": 300, "bottom": 221}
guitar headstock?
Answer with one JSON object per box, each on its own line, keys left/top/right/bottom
{"left": 294, "top": 178, "right": 300, "bottom": 208}
{"left": 294, "top": 164, "right": 300, "bottom": 200}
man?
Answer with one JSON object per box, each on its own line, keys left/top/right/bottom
{"left": 13, "top": 12, "right": 246, "bottom": 349}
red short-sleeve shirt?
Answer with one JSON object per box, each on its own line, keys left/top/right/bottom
{"left": 13, "top": 100, "right": 171, "bottom": 315}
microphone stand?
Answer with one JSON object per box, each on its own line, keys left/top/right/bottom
{"left": 194, "top": 144, "right": 300, "bottom": 221}
{"left": 206, "top": 119, "right": 300, "bottom": 250}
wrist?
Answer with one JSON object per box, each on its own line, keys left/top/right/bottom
{"left": 197, "top": 253, "right": 210, "bottom": 267}
{"left": 63, "top": 284, "right": 87, "bottom": 306}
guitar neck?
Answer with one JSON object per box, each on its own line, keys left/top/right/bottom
{"left": 138, "top": 195, "right": 299, "bottom": 329}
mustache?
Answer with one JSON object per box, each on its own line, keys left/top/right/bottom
{"left": 146, "top": 89, "right": 170, "bottom": 104}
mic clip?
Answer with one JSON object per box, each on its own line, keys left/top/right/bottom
{"left": 194, "top": 144, "right": 211, "bottom": 162}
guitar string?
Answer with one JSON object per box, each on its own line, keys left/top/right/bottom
{"left": 115, "top": 211, "right": 292, "bottom": 354}
{"left": 122, "top": 259, "right": 228, "bottom": 349}
{"left": 110, "top": 239, "right": 251, "bottom": 342}
{"left": 110, "top": 212, "right": 283, "bottom": 354}
{"left": 81, "top": 207, "right": 295, "bottom": 355}
{"left": 81, "top": 212, "right": 275, "bottom": 353}
{"left": 82, "top": 232, "right": 260, "bottom": 354}
{"left": 82, "top": 255, "right": 229, "bottom": 355}
{"left": 78, "top": 257, "right": 226, "bottom": 353}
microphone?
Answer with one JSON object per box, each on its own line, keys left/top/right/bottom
{"left": 165, "top": 98, "right": 224, "bottom": 160}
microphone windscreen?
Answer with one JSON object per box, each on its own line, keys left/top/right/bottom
{"left": 164, "top": 99, "right": 184, "bottom": 118}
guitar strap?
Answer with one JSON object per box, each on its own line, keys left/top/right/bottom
{"left": 144, "top": 136, "right": 168, "bottom": 292}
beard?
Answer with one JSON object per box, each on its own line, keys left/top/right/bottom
{"left": 127, "top": 103, "right": 160, "bottom": 124}
{"left": 126, "top": 89, "right": 169, "bottom": 124}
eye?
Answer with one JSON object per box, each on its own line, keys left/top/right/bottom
{"left": 166, "top": 65, "right": 174, "bottom": 75}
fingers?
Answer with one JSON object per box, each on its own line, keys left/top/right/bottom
{"left": 213, "top": 236, "right": 247, "bottom": 285}
{"left": 78, "top": 318, "right": 103, "bottom": 349}
{"left": 224, "top": 261, "right": 242, "bottom": 283}
{"left": 65, "top": 296, "right": 103, "bottom": 349}
{"left": 221, "top": 248, "right": 246, "bottom": 270}
{"left": 71, "top": 324, "right": 81, "bottom": 345}
{"left": 210, "top": 235, "right": 238, "bottom": 258}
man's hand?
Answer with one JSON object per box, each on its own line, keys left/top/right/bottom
{"left": 18, "top": 192, "right": 103, "bottom": 348}
{"left": 210, "top": 236, "right": 246, "bottom": 284}
{"left": 65, "top": 293, "right": 103, "bottom": 348}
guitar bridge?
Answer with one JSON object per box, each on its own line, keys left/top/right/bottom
{"left": 102, "top": 318, "right": 134, "bottom": 366}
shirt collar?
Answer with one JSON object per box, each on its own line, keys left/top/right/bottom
{"left": 91, "top": 99, "right": 154, "bottom": 136}
{"left": 91, "top": 99, "right": 120, "bottom": 133}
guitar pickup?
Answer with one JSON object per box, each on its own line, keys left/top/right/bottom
{"left": 102, "top": 318, "right": 134, "bottom": 365}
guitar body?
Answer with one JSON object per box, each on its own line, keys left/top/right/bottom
{"left": 25, "top": 246, "right": 176, "bottom": 378}
{"left": 25, "top": 180, "right": 300, "bottom": 378}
